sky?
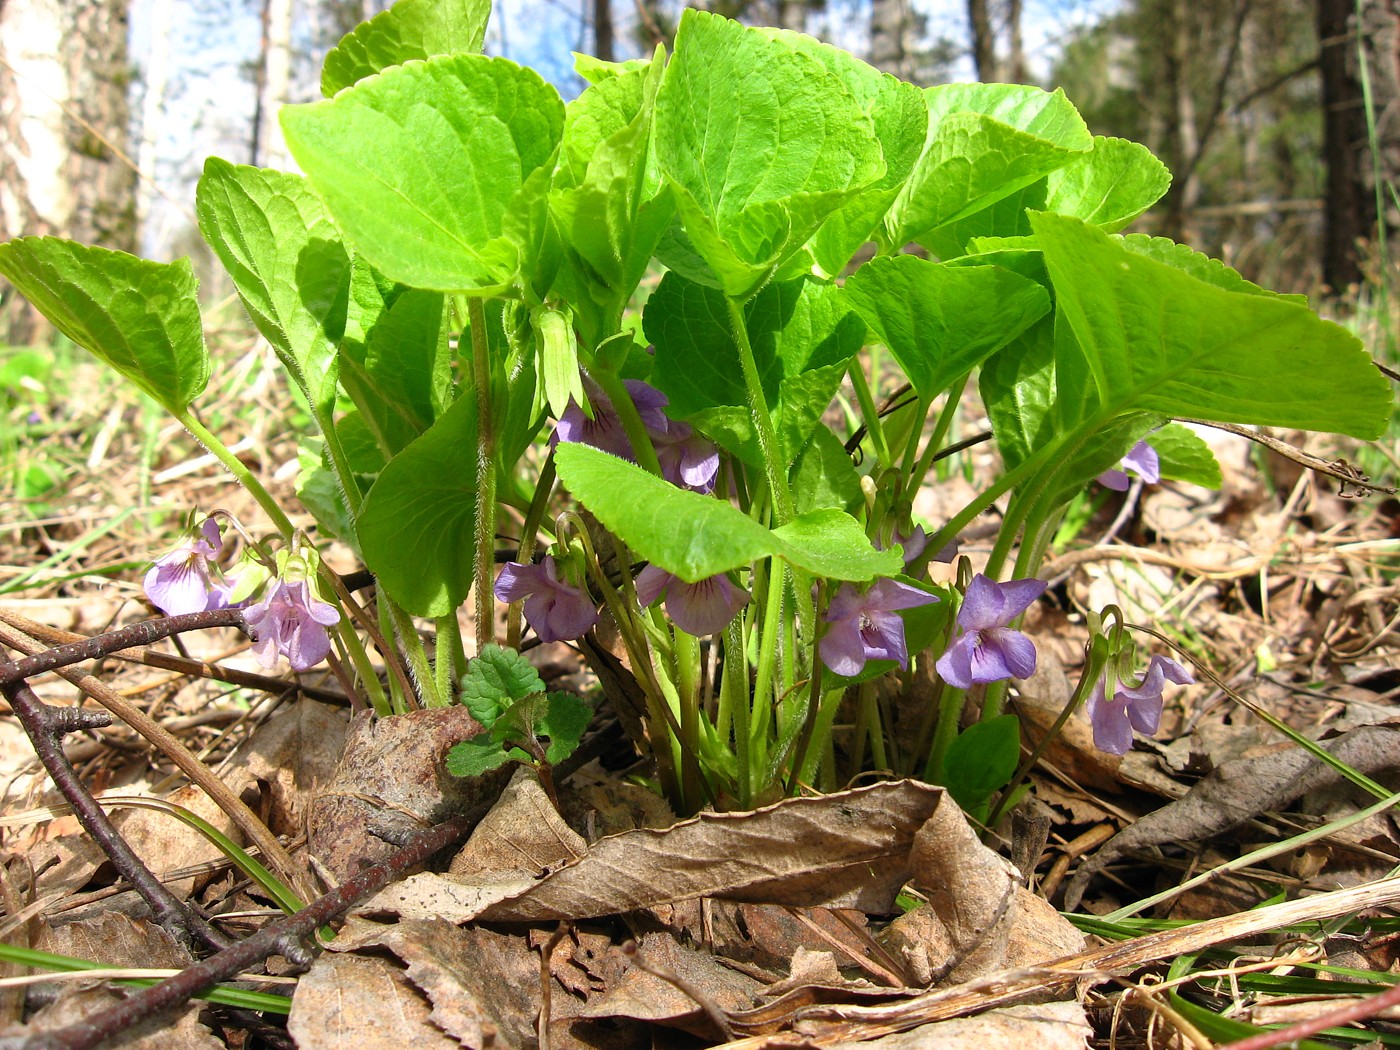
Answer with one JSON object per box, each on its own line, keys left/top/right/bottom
{"left": 128, "top": 0, "right": 1123, "bottom": 257}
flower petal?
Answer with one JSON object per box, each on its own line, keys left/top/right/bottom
{"left": 666, "top": 575, "right": 749, "bottom": 636}
{"left": 1122, "top": 440, "right": 1160, "bottom": 484}
{"left": 934, "top": 634, "right": 976, "bottom": 689}
{"left": 634, "top": 564, "right": 672, "bottom": 609}
{"left": 820, "top": 617, "right": 869, "bottom": 677}
{"left": 1090, "top": 685, "right": 1134, "bottom": 755}
{"left": 986, "top": 626, "right": 1038, "bottom": 679}
{"left": 865, "top": 577, "right": 940, "bottom": 613}
{"left": 1096, "top": 468, "right": 1131, "bottom": 491}
{"left": 494, "top": 561, "right": 546, "bottom": 603}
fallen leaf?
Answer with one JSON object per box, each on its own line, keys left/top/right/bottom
{"left": 288, "top": 949, "right": 459, "bottom": 1050}
{"left": 820, "top": 999, "right": 1091, "bottom": 1050}
{"left": 3, "top": 986, "right": 223, "bottom": 1050}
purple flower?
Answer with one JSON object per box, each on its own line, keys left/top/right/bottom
{"left": 553, "top": 378, "right": 719, "bottom": 493}
{"left": 1085, "top": 653, "right": 1192, "bottom": 755}
{"left": 144, "top": 518, "right": 230, "bottom": 616}
{"left": 653, "top": 419, "right": 720, "bottom": 493}
{"left": 635, "top": 565, "right": 749, "bottom": 636}
{"left": 494, "top": 556, "right": 599, "bottom": 643}
{"left": 820, "top": 578, "right": 940, "bottom": 678}
{"left": 936, "top": 573, "right": 1046, "bottom": 688}
{"left": 1097, "top": 440, "right": 1160, "bottom": 491}
{"left": 551, "top": 379, "right": 671, "bottom": 462}
{"left": 244, "top": 578, "right": 341, "bottom": 671}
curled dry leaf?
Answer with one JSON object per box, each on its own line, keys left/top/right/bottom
{"left": 449, "top": 768, "right": 586, "bottom": 878}
{"left": 1065, "top": 723, "right": 1400, "bottom": 908}
{"left": 3, "top": 986, "right": 224, "bottom": 1050}
{"left": 309, "top": 706, "right": 500, "bottom": 882}
{"left": 359, "top": 780, "right": 944, "bottom": 923}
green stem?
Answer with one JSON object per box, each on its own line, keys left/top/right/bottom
{"left": 724, "top": 615, "right": 751, "bottom": 808}
{"left": 377, "top": 599, "right": 406, "bottom": 714}
{"left": 179, "top": 407, "right": 386, "bottom": 711}
{"left": 387, "top": 601, "right": 439, "bottom": 708}
{"left": 725, "top": 297, "right": 793, "bottom": 525}
{"left": 910, "top": 375, "right": 969, "bottom": 485}
{"left": 849, "top": 364, "right": 891, "bottom": 468}
{"left": 469, "top": 298, "right": 497, "bottom": 653}
{"left": 748, "top": 558, "right": 786, "bottom": 781}
{"left": 507, "top": 453, "right": 557, "bottom": 650}
{"left": 436, "top": 613, "right": 462, "bottom": 705}
{"left": 796, "top": 686, "right": 845, "bottom": 790}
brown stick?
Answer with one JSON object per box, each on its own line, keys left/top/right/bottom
{"left": 0, "top": 619, "right": 308, "bottom": 900}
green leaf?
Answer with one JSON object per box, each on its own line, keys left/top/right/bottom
{"left": 356, "top": 393, "right": 478, "bottom": 617}
{"left": 1044, "top": 136, "right": 1171, "bottom": 232}
{"left": 539, "top": 692, "right": 592, "bottom": 764}
{"left": 459, "top": 643, "right": 546, "bottom": 726}
{"left": 885, "top": 84, "right": 1092, "bottom": 249}
{"left": 1148, "top": 423, "right": 1223, "bottom": 489}
{"left": 918, "top": 180, "right": 1046, "bottom": 261}
{"left": 196, "top": 158, "right": 349, "bottom": 413}
{"left": 446, "top": 734, "right": 515, "bottom": 778}
{"left": 1030, "top": 211, "right": 1393, "bottom": 439}
{"left": 321, "top": 0, "right": 490, "bottom": 96}
{"left": 573, "top": 52, "right": 652, "bottom": 85}
{"left": 944, "top": 715, "right": 1021, "bottom": 811}
{"left": 551, "top": 53, "right": 670, "bottom": 340}
{"left": 647, "top": 273, "right": 865, "bottom": 418}
{"left": 755, "top": 31, "right": 927, "bottom": 276}
{"left": 655, "top": 10, "right": 884, "bottom": 300}
{"left": 1119, "top": 233, "right": 1307, "bottom": 304}
{"left": 979, "top": 314, "right": 1057, "bottom": 473}
{"left": 0, "top": 238, "right": 209, "bottom": 413}
{"left": 792, "top": 427, "right": 863, "bottom": 514}
{"left": 283, "top": 55, "right": 565, "bottom": 293}
{"left": 554, "top": 442, "right": 901, "bottom": 582}
{"left": 842, "top": 255, "right": 1051, "bottom": 400}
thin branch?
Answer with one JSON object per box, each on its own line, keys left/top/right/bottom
{"left": 0, "top": 620, "right": 309, "bottom": 900}
{"left": 1, "top": 679, "right": 229, "bottom": 955}
{"left": 0, "top": 610, "right": 245, "bottom": 686}
{"left": 1174, "top": 418, "right": 1397, "bottom": 496}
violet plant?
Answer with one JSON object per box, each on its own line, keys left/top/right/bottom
{"left": 0, "top": 0, "right": 1390, "bottom": 816}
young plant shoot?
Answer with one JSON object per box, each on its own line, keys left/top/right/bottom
{"left": 1, "top": 0, "right": 1389, "bottom": 816}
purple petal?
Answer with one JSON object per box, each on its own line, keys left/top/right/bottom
{"left": 956, "top": 574, "right": 1044, "bottom": 630}
{"left": 1122, "top": 440, "right": 1160, "bottom": 484}
{"left": 1087, "top": 679, "right": 1134, "bottom": 755}
{"left": 194, "top": 518, "right": 223, "bottom": 557}
{"left": 934, "top": 634, "right": 976, "bottom": 689}
{"left": 985, "top": 627, "right": 1038, "bottom": 680}
{"left": 864, "top": 577, "right": 940, "bottom": 613}
{"left": 145, "top": 560, "right": 215, "bottom": 616}
{"left": 861, "top": 608, "right": 910, "bottom": 668}
{"left": 1125, "top": 689, "right": 1164, "bottom": 735}
{"left": 494, "top": 561, "right": 547, "bottom": 603}
{"left": 665, "top": 574, "right": 749, "bottom": 636}
{"left": 823, "top": 582, "right": 866, "bottom": 623}
{"left": 1096, "top": 468, "right": 1131, "bottom": 491}
{"left": 1150, "top": 653, "right": 1193, "bottom": 685}
{"left": 820, "top": 616, "right": 869, "bottom": 677}
{"left": 634, "top": 564, "right": 673, "bottom": 608}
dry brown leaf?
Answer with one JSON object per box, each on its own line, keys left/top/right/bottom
{"left": 35, "top": 912, "right": 188, "bottom": 970}
{"left": 288, "top": 949, "right": 460, "bottom": 1050}
{"left": 223, "top": 697, "right": 349, "bottom": 838}
{"left": 3, "top": 986, "right": 223, "bottom": 1050}
{"left": 820, "top": 999, "right": 1091, "bottom": 1050}
{"left": 109, "top": 784, "right": 237, "bottom": 900}
{"left": 1064, "top": 723, "right": 1400, "bottom": 908}
{"left": 309, "top": 706, "right": 499, "bottom": 882}
{"left": 583, "top": 930, "right": 765, "bottom": 1034}
{"left": 330, "top": 917, "right": 541, "bottom": 1049}
{"left": 361, "top": 781, "right": 943, "bottom": 923}
{"left": 896, "top": 793, "right": 1018, "bottom": 984}
{"left": 450, "top": 768, "right": 587, "bottom": 877}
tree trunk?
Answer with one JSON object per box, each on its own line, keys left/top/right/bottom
{"left": 967, "top": 0, "right": 999, "bottom": 81}
{"left": 0, "top": 0, "right": 136, "bottom": 343}
{"left": 870, "top": 0, "right": 916, "bottom": 77}
{"left": 252, "top": 0, "right": 295, "bottom": 169}
{"left": 593, "top": 0, "right": 615, "bottom": 62}
{"left": 1317, "top": 0, "right": 1377, "bottom": 290}
{"left": 1006, "top": 0, "right": 1025, "bottom": 82}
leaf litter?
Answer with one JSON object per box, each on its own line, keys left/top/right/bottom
{"left": 2, "top": 346, "right": 1400, "bottom": 1049}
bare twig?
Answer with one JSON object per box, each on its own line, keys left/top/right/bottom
{"left": 1174, "top": 418, "right": 1397, "bottom": 495}
{"left": 0, "top": 610, "right": 245, "bottom": 686}
{"left": 0, "top": 678, "right": 230, "bottom": 955}
{"left": 0, "top": 802, "right": 493, "bottom": 1050}
{"left": 0, "top": 619, "right": 308, "bottom": 899}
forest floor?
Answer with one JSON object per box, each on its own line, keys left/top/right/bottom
{"left": 0, "top": 330, "right": 1398, "bottom": 1050}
